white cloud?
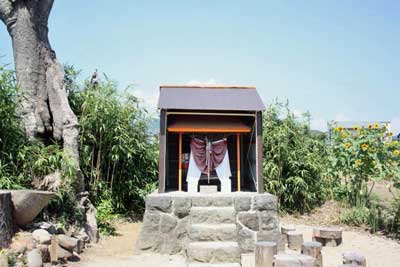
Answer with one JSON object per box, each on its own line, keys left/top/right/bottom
{"left": 132, "top": 89, "right": 159, "bottom": 114}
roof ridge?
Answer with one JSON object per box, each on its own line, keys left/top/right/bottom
{"left": 160, "top": 84, "right": 256, "bottom": 90}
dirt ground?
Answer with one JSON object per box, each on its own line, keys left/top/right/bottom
{"left": 75, "top": 215, "right": 400, "bottom": 267}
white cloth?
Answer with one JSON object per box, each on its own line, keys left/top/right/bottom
{"left": 187, "top": 150, "right": 232, "bottom": 193}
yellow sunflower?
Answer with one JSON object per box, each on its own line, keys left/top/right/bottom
{"left": 341, "top": 132, "right": 348, "bottom": 138}
{"left": 344, "top": 143, "right": 351, "bottom": 149}
{"left": 374, "top": 123, "right": 380, "bottom": 129}
{"left": 394, "top": 150, "right": 400, "bottom": 157}
{"left": 388, "top": 131, "right": 393, "bottom": 137}
{"left": 360, "top": 130, "right": 366, "bottom": 135}
{"left": 368, "top": 124, "right": 373, "bottom": 129}
{"left": 361, "top": 143, "right": 369, "bottom": 151}
{"left": 355, "top": 159, "right": 362, "bottom": 166}
{"left": 353, "top": 126, "right": 360, "bottom": 131}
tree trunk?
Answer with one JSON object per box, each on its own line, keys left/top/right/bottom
{"left": 0, "top": 0, "right": 84, "bottom": 191}
{"left": 0, "top": 192, "right": 14, "bottom": 248}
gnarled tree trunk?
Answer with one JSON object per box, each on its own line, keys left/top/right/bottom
{"left": 0, "top": 0, "right": 84, "bottom": 191}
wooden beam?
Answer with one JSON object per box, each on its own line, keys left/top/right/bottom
{"left": 168, "top": 128, "right": 251, "bottom": 133}
{"left": 158, "top": 110, "right": 167, "bottom": 193}
{"left": 237, "top": 133, "right": 241, "bottom": 192}
{"left": 256, "top": 111, "right": 264, "bottom": 193}
{"left": 178, "top": 133, "right": 182, "bottom": 191}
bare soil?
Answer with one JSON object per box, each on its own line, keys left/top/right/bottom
{"left": 75, "top": 209, "right": 400, "bottom": 267}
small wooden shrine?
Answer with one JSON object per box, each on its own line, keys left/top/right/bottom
{"left": 157, "top": 85, "right": 265, "bottom": 193}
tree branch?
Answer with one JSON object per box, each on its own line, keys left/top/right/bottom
{"left": 0, "top": 0, "right": 13, "bottom": 23}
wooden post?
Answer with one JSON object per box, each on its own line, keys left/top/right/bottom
{"left": 302, "top": 241, "right": 323, "bottom": 267}
{"left": 0, "top": 192, "right": 13, "bottom": 249}
{"left": 236, "top": 133, "right": 241, "bottom": 192}
{"left": 255, "top": 241, "right": 277, "bottom": 267}
{"left": 158, "top": 110, "right": 167, "bottom": 193}
{"left": 256, "top": 111, "right": 264, "bottom": 193}
{"left": 178, "top": 132, "right": 182, "bottom": 191}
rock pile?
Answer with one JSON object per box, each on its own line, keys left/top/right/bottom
{"left": 2, "top": 221, "right": 92, "bottom": 267}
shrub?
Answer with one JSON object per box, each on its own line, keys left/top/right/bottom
{"left": 263, "top": 101, "right": 328, "bottom": 213}
{"left": 67, "top": 67, "right": 158, "bottom": 214}
{"left": 327, "top": 124, "right": 400, "bottom": 207}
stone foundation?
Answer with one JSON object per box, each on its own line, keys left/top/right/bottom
{"left": 136, "top": 192, "right": 280, "bottom": 255}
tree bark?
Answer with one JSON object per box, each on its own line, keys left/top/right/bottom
{"left": 0, "top": 0, "right": 84, "bottom": 191}
{"left": 0, "top": 192, "right": 14, "bottom": 248}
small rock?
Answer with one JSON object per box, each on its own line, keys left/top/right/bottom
{"left": 0, "top": 254, "right": 8, "bottom": 267}
{"left": 16, "top": 244, "right": 27, "bottom": 254}
{"left": 38, "top": 244, "right": 50, "bottom": 263}
{"left": 57, "top": 245, "right": 73, "bottom": 260}
{"left": 32, "top": 229, "right": 51, "bottom": 244}
{"left": 57, "top": 235, "right": 78, "bottom": 251}
{"left": 27, "top": 249, "right": 43, "bottom": 267}
{"left": 35, "top": 222, "right": 57, "bottom": 235}
{"left": 74, "top": 238, "right": 85, "bottom": 254}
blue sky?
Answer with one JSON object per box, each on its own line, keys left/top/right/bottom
{"left": 1, "top": 1, "right": 399, "bottom": 133}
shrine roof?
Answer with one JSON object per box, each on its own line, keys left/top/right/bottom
{"left": 158, "top": 85, "right": 265, "bottom": 111}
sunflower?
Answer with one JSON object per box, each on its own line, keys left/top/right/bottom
{"left": 360, "top": 130, "right": 366, "bottom": 135}
{"left": 353, "top": 126, "right": 360, "bottom": 131}
{"left": 355, "top": 159, "right": 362, "bottom": 166}
{"left": 361, "top": 143, "right": 369, "bottom": 151}
{"left": 341, "top": 132, "right": 348, "bottom": 138}
{"left": 394, "top": 150, "right": 400, "bottom": 157}
{"left": 368, "top": 124, "right": 373, "bottom": 129}
{"left": 388, "top": 131, "right": 393, "bottom": 137}
{"left": 344, "top": 142, "right": 351, "bottom": 149}
{"left": 374, "top": 123, "right": 380, "bottom": 129}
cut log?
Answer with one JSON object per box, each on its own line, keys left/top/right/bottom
{"left": 287, "top": 231, "right": 303, "bottom": 251}
{"left": 0, "top": 192, "right": 14, "bottom": 248}
{"left": 342, "top": 251, "right": 366, "bottom": 267}
{"left": 281, "top": 225, "right": 296, "bottom": 244}
{"left": 274, "top": 253, "right": 316, "bottom": 267}
{"left": 255, "top": 241, "right": 277, "bottom": 267}
{"left": 313, "top": 227, "right": 342, "bottom": 247}
{"left": 301, "top": 241, "right": 323, "bottom": 267}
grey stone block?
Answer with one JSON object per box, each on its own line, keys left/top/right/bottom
{"left": 173, "top": 197, "right": 192, "bottom": 218}
{"left": 146, "top": 195, "right": 172, "bottom": 212}
{"left": 238, "top": 211, "right": 259, "bottom": 231}
{"left": 190, "top": 207, "right": 236, "bottom": 224}
{"left": 187, "top": 241, "right": 241, "bottom": 263}
{"left": 238, "top": 225, "right": 256, "bottom": 253}
{"left": 234, "top": 196, "right": 251, "bottom": 211}
{"left": 159, "top": 214, "right": 178, "bottom": 233}
{"left": 258, "top": 211, "right": 279, "bottom": 231}
{"left": 190, "top": 224, "right": 237, "bottom": 242}
{"left": 253, "top": 194, "right": 277, "bottom": 211}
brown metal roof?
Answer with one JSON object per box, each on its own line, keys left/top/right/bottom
{"left": 167, "top": 115, "right": 251, "bottom": 133}
{"left": 158, "top": 85, "right": 265, "bottom": 111}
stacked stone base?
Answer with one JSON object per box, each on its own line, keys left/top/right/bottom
{"left": 136, "top": 192, "right": 280, "bottom": 263}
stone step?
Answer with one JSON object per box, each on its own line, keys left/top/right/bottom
{"left": 188, "top": 263, "right": 241, "bottom": 267}
{"left": 187, "top": 241, "right": 241, "bottom": 264}
{"left": 191, "top": 196, "right": 233, "bottom": 207}
{"left": 190, "top": 207, "right": 236, "bottom": 224}
{"left": 190, "top": 224, "right": 237, "bottom": 241}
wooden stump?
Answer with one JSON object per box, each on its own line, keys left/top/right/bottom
{"left": 313, "top": 227, "right": 342, "bottom": 247}
{"left": 342, "top": 251, "right": 366, "bottom": 267}
{"left": 287, "top": 231, "right": 303, "bottom": 251}
{"left": 0, "top": 192, "right": 14, "bottom": 248}
{"left": 274, "top": 253, "right": 316, "bottom": 267}
{"left": 50, "top": 235, "right": 58, "bottom": 264}
{"left": 281, "top": 225, "right": 296, "bottom": 244}
{"left": 255, "top": 241, "right": 277, "bottom": 267}
{"left": 302, "top": 241, "right": 323, "bottom": 267}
